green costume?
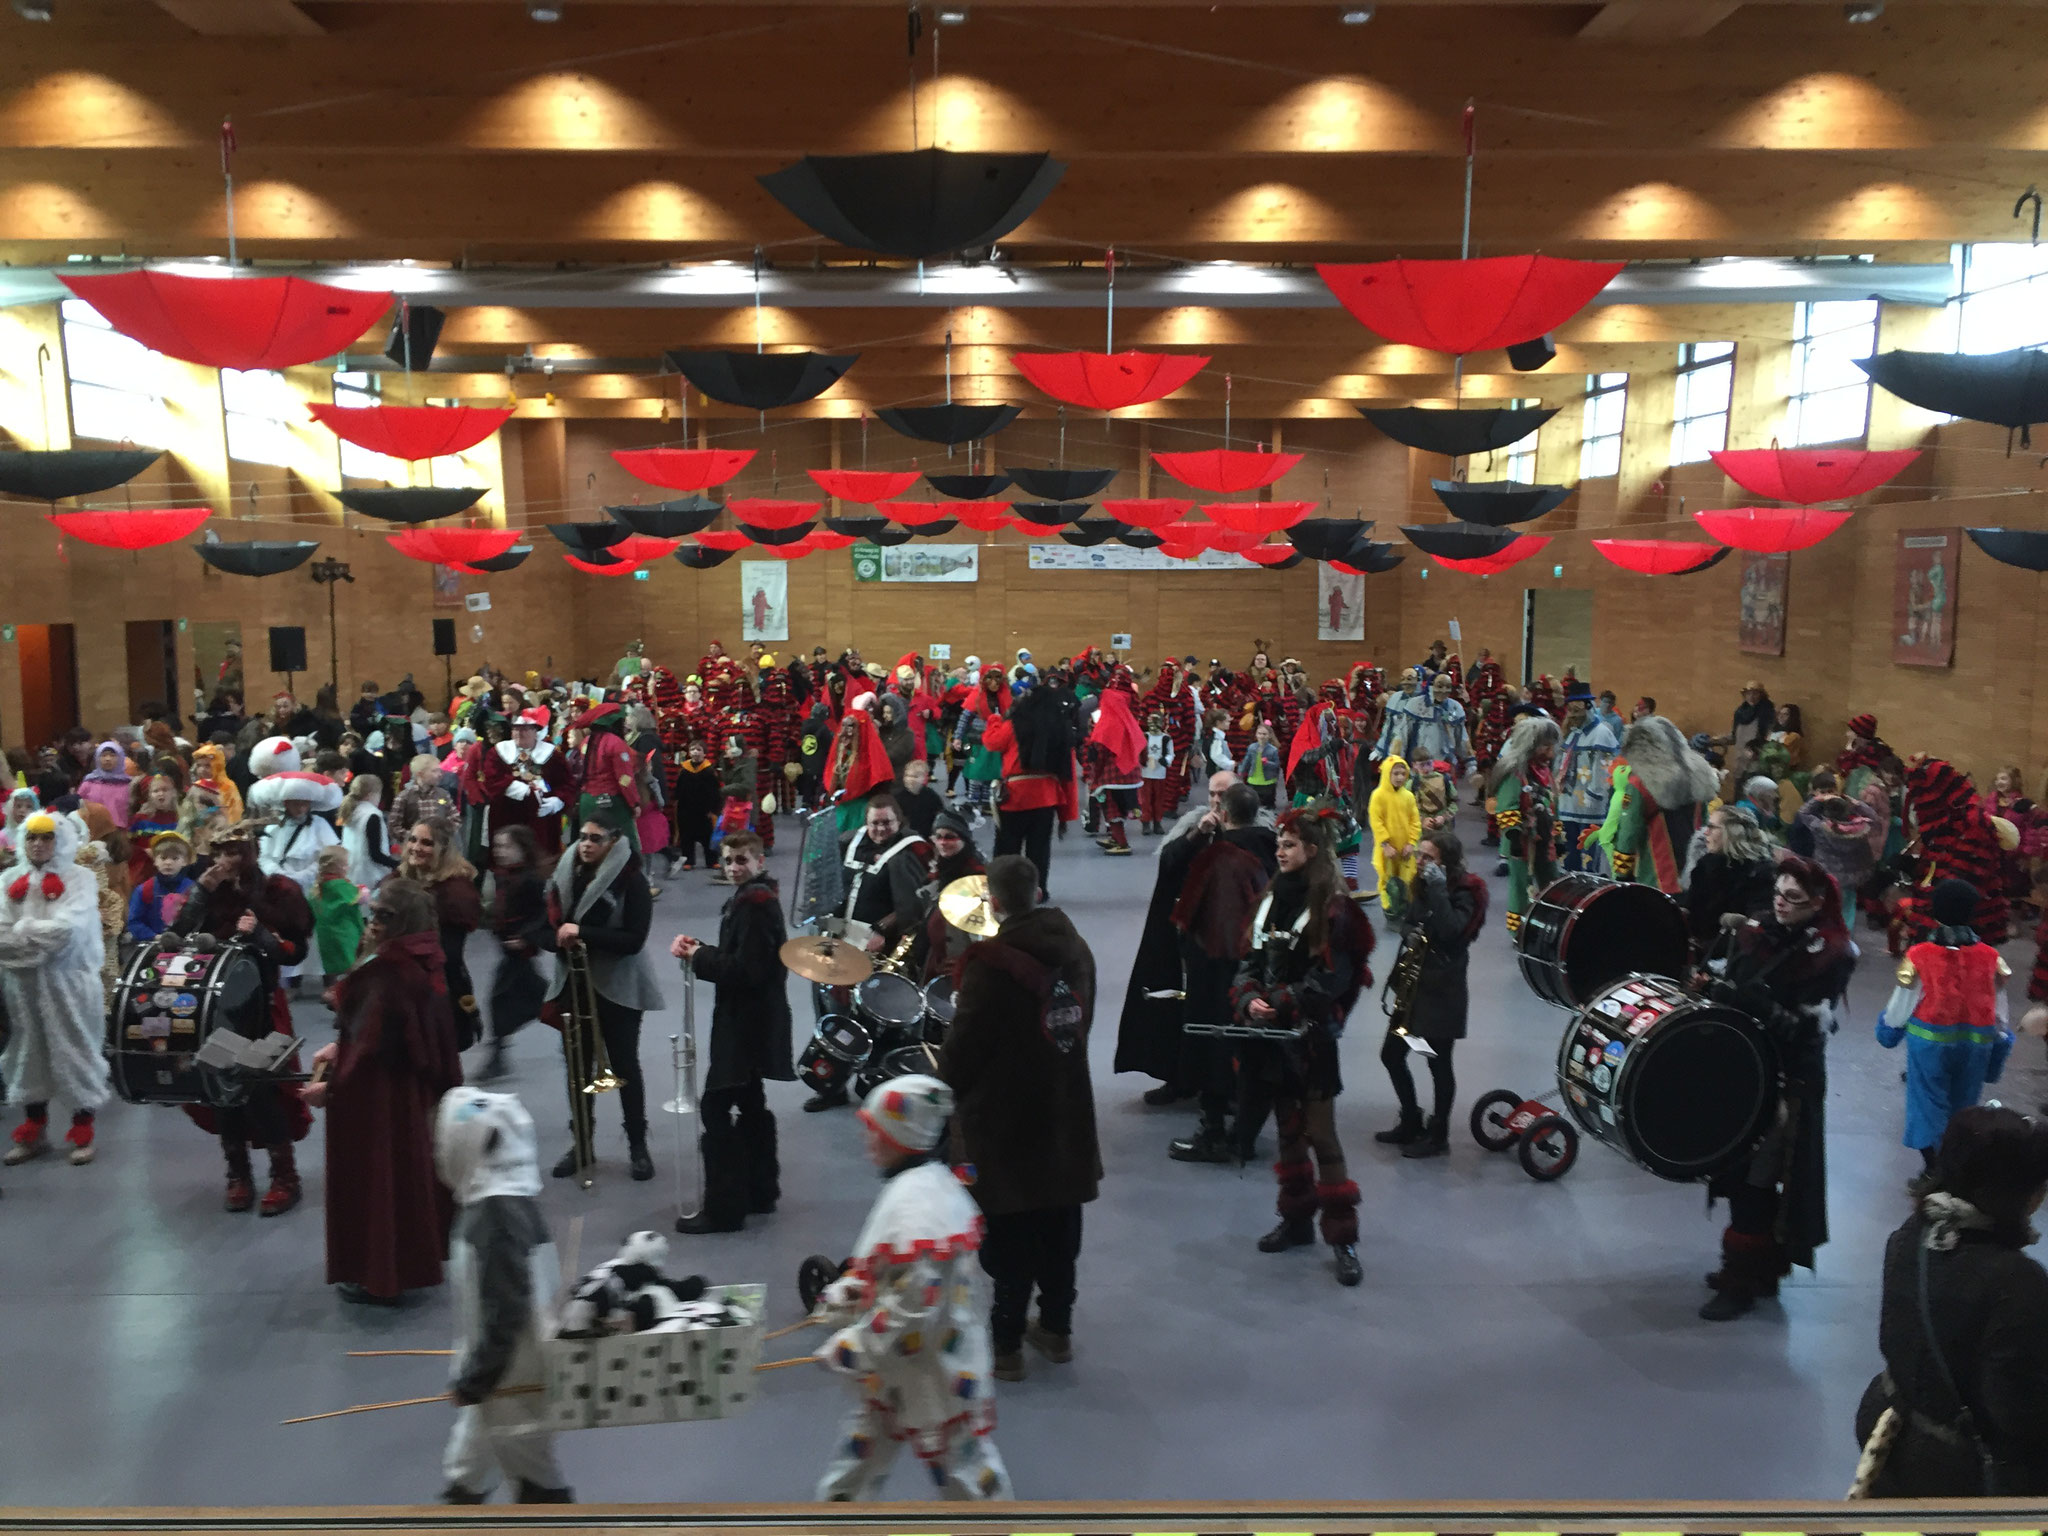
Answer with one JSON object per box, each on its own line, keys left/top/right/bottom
{"left": 1492, "top": 764, "right": 1557, "bottom": 938}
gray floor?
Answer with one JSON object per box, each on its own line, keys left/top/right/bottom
{"left": 0, "top": 799, "right": 2012, "bottom": 1506}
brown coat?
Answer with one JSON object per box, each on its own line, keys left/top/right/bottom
{"left": 938, "top": 905, "right": 1102, "bottom": 1217}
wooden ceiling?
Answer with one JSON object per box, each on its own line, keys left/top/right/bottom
{"left": 0, "top": 0, "right": 2032, "bottom": 416}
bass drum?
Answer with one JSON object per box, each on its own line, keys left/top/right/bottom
{"left": 797, "top": 1014, "right": 873, "bottom": 1097}
{"left": 920, "top": 976, "right": 957, "bottom": 1044}
{"left": 1518, "top": 873, "right": 1689, "bottom": 1009}
{"left": 855, "top": 971, "right": 925, "bottom": 1031}
{"left": 854, "top": 1044, "right": 934, "bottom": 1102}
{"left": 1556, "top": 974, "right": 1779, "bottom": 1183}
{"left": 107, "top": 937, "right": 269, "bottom": 1107}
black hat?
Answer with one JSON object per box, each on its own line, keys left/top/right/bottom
{"left": 933, "top": 809, "right": 972, "bottom": 840}
{"left": 1930, "top": 878, "right": 1981, "bottom": 931}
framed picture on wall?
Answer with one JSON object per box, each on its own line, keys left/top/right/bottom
{"left": 1318, "top": 562, "right": 1364, "bottom": 641}
{"left": 431, "top": 563, "right": 464, "bottom": 608}
{"left": 1737, "top": 552, "right": 1788, "bottom": 656}
{"left": 1894, "top": 528, "right": 1959, "bottom": 668}
{"left": 741, "top": 560, "right": 789, "bottom": 643}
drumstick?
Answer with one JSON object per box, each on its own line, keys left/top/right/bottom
{"left": 755, "top": 1355, "right": 818, "bottom": 1372}
{"left": 762, "top": 1316, "right": 825, "bottom": 1342}
{"left": 346, "top": 1349, "right": 453, "bottom": 1357}
{"left": 281, "top": 1384, "right": 542, "bottom": 1425}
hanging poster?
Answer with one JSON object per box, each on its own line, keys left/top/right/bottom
{"left": 432, "top": 563, "right": 464, "bottom": 608}
{"left": 1025, "top": 545, "right": 1252, "bottom": 572}
{"left": 851, "top": 544, "right": 979, "bottom": 582}
{"left": 1737, "top": 551, "right": 1788, "bottom": 656}
{"left": 1318, "top": 562, "right": 1364, "bottom": 641}
{"left": 1894, "top": 528, "right": 1959, "bottom": 667}
{"left": 741, "top": 560, "right": 788, "bottom": 642}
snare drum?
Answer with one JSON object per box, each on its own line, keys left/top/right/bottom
{"left": 1556, "top": 973, "right": 1779, "bottom": 1182}
{"left": 854, "top": 1044, "right": 933, "bottom": 1101}
{"left": 855, "top": 971, "right": 925, "bottom": 1031}
{"left": 920, "top": 976, "right": 957, "bottom": 1042}
{"left": 797, "top": 1014, "right": 874, "bottom": 1096}
{"left": 1517, "top": 873, "right": 1690, "bottom": 1009}
{"left": 107, "top": 936, "right": 269, "bottom": 1107}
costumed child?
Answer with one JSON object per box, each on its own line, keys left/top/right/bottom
{"left": 126, "top": 772, "right": 183, "bottom": 886}
{"left": 433, "top": 1087, "right": 572, "bottom": 1504}
{"left": 1368, "top": 754, "right": 1421, "bottom": 926}
{"left": 812, "top": 1073, "right": 1011, "bottom": 1501}
{"left": 311, "top": 843, "right": 367, "bottom": 983}
{"left": 1138, "top": 710, "right": 1175, "bottom": 834}
{"left": 669, "top": 739, "right": 721, "bottom": 874}
{"left": 77, "top": 741, "right": 135, "bottom": 829}
{"left": 1877, "top": 877, "right": 2014, "bottom": 1194}
{"left": 0, "top": 810, "right": 111, "bottom": 1166}
{"left": 126, "top": 828, "right": 196, "bottom": 945}
{"left": 710, "top": 734, "right": 758, "bottom": 879}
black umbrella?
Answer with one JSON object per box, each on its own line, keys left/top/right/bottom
{"left": 1117, "top": 529, "right": 1166, "bottom": 549}
{"left": 906, "top": 519, "right": 960, "bottom": 538}
{"left": 1400, "top": 522, "right": 1519, "bottom": 560}
{"left": 194, "top": 537, "right": 319, "bottom": 577}
{"left": 569, "top": 548, "right": 627, "bottom": 567}
{"left": 1344, "top": 542, "right": 1406, "bottom": 574}
{"left": 543, "top": 522, "right": 632, "bottom": 555}
{"left": 878, "top": 404, "right": 1022, "bottom": 446}
{"left": 1010, "top": 502, "right": 1090, "bottom": 527}
{"left": 335, "top": 486, "right": 485, "bottom": 525}
{"left": 826, "top": 516, "right": 914, "bottom": 546}
{"left": 1673, "top": 546, "right": 1734, "bottom": 577}
{"left": 1286, "top": 518, "right": 1379, "bottom": 561}
{"left": 666, "top": 350, "right": 858, "bottom": 411}
{"left": 604, "top": 497, "right": 723, "bottom": 538}
{"left": 1262, "top": 551, "right": 1308, "bottom": 570}
{"left": 0, "top": 448, "right": 162, "bottom": 502}
{"left": 1006, "top": 466, "right": 1117, "bottom": 500}
{"left": 925, "top": 472, "right": 1012, "bottom": 499}
{"left": 466, "top": 544, "right": 534, "bottom": 573}
{"left": 758, "top": 147, "right": 1066, "bottom": 260}
{"left": 1859, "top": 348, "right": 2048, "bottom": 446}
{"left": 737, "top": 521, "right": 817, "bottom": 546}
{"left": 674, "top": 545, "right": 737, "bottom": 570}
{"left": 1058, "top": 518, "right": 1130, "bottom": 547}
{"left": 1966, "top": 528, "right": 2048, "bottom": 571}
{"left": 1428, "top": 479, "right": 1573, "bottom": 527}
{"left": 1359, "top": 407, "right": 1556, "bottom": 457}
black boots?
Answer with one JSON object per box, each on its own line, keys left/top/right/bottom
{"left": 1700, "top": 1228, "right": 1780, "bottom": 1321}
{"left": 628, "top": 1138, "right": 654, "bottom": 1182}
{"left": 1374, "top": 1108, "right": 1426, "bottom": 1145}
{"left": 1257, "top": 1217, "right": 1315, "bottom": 1253}
{"left": 1169, "top": 1126, "right": 1235, "bottom": 1163}
{"left": 1401, "top": 1118, "right": 1450, "bottom": 1159}
{"left": 1332, "top": 1244, "right": 1363, "bottom": 1286}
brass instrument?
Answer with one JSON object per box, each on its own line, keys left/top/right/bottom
{"left": 560, "top": 940, "right": 621, "bottom": 1190}
{"left": 664, "top": 956, "right": 703, "bottom": 1228}
{"left": 1382, "top": 915, "right": 1435, "bottom": 1056}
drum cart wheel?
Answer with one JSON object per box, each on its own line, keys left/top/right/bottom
{"left": 1517, "top": 1115, "right": 1580, "bottom": 1181}
{"left": 1470, "top": 1089, "right": 1525, "bottom": 1152}
{"left": 797, "top": 1254, "right": 849, "bottom": 1313}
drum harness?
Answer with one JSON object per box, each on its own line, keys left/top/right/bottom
{"left": 1186, "top": 893, "right": 1312, "bottom": 1040}
{"left": 840, "top": 830, "right": 923, "bottom": 927}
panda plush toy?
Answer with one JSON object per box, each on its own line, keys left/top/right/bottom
{"left": 559, "top": 1232, "right": 707, "bottom": 1336}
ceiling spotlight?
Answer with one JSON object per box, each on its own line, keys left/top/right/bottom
{"left": 1339, "top": 5, "right": 1375, "bottom": 22}
{"left": 1844, "top": 0, "right": 1882, "bottom": 19}
{"left": 936, "top": 6, "right": 968, "bottom": 22}
{"left": 526, "top": 0, "right": 561, "bottom": 20}
{"left": 11, "top": 0, "right": 54, "bottom": 19}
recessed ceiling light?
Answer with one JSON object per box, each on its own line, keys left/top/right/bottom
{"left": 1844, "top": 1, "right": 1882, "bottom": 19}
{"left": 937, "top": 6, "right": 968, "bottom": 22}
{"left": 526, "top": 0, "right": 561, "bottom": 20}
{"left": 11, "top": 0, "right": 54, "bottom": 19}
{"left": 1340, "top": 5, "right": 1376, "bottom": 23}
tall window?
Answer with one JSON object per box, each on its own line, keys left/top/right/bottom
{"left": 1787, "top": 300, "right": 1878, "bottom": 446}
{"left": 60, "top": 298, "right": 170, "bottom": 448}
{"left": 1952, "top": 243, "right": 2048, "bottom": 355}
{"left": 1579, "top": 372, "right": 1628, "bottom": 479}
{"left": 1670, "top": 342, "right": 1735, "bottom": 464}
{"left": 220, "top": 367, "right": 297, "bottom": 468}
{"left": 331, "top": 371, "right": 405, "bottom": 482}
{"left": 1490, "top": 399, "right": 1540, "bottom": 482}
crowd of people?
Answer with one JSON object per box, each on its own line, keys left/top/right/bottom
{"left": 4, "top": 632, "right": 2048, "bottom": 1499}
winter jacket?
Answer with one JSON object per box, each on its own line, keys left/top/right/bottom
{"left": 938, "top": 904, "right": 1102, "bottom": 1217}
{"left": 125, "top": 871, "right": 195, "bottom": 944}
{"left": 1682, "top": 852, "right": 1776, "bottom": 951}
{"left": 543, "top": 838, "right": 664, "bottom": 1014}
{"left": 1556, "top": 717, "right": 1621, "bottom": 822}
{"left": 688, "top": 872, "right": 796, "bottom": 1093}
{"left": 1395, "top": 864, "right": 1485, "bottom": 1042}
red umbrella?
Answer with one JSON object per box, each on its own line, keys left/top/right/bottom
{"left": 1099, "top": 497, "right": 1194, "bottom": 529}
{"left": 726, "top": 497, "right": 822, "bottom": 530}
{"left": 807, "top": 469, "right": 922, "bottom": 503}
{"left": 1011, "top": 351, "right": 1209, "bottom": 412}
{"left": 564, "top": 554, "right": 648, "bottom": 577}
{"left": 1435, "top": 534, "right": 1551, "bottom": 573}
{"left": 1315, "top": 256, "right": 1624, "bottom": 354}
{"left": 611, "top": 535, "right": 683, "bottom": 563}
{"left": 1592, "top": 539, "right": 1724, "bottom": 575}
{"left": 1152, "top": 449, "right": 1302, "bottom": 494}
{"left": 811, "top": 532, "right": 858, "bottom": 551}
{"left": 1709, "top": 446, "right": 1920, "bottom": 505}
{"left": 1203, "top": 526, "right": 1267, "bottom": 554}
{"left": 61, "top": 271, "right": 390, "bottom": 371}
{"left": 1204, "top": 500, "right": 1318, "bottom": 535}
{"left": 47, "top": 506, "right": 210, "bottom": 550}
{"left": 612, "top": 448, "right": 755, "bottom": 491}
{"left": 307, "top": 404, "right": 513, "bottom": 461}
{"left": 1157, "top": 520, "right": 1217, "bottom": 547}
{"left": 1156, "top": 538, "right": 1212, "bottom": 561}
{"left": 950, "top": 501, "right": 1016, "bottom": 533}
{"left": 386, "top": 528, "right": 521, "bottom": 565}
{"left": 1693, "top": 507, "right": 1851, "bottom": 553}
{"left": 694, "top": 531, "right": 752, "bottom": 552}
{"left": 1242, "top": 544, "right": 1298, "bottom": 567}
{"left": 874, "top": 500, "right": 959, "bottom": 526}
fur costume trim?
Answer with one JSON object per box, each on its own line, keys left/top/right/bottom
{"left": 1619, "top": 715, "right": 1718, "bottom": 809}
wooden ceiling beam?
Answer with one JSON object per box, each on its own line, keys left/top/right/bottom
{"left": 150, "top": 0, "right": 322, "bottom": 34}
{"left": 1579, "top": 1, "right": 1743, "bottom": 38}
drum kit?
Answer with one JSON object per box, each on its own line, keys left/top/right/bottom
{"left": 1476, "top": 874, "right": 1780, "bottom": 1185}
{"left": 785, "top": 875, "right": 994, "bottom": 1100}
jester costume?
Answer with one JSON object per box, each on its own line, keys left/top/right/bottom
{"left": 1490, "top": 724, "right": 1559, "bottom": 937}
{"left": 1877, "top": 879, "right": 2013, "bottom": 1156}
{"left": 1610, "top": 715, "right": 1718, "bottom": 895}
{"left": 1140, "top": 660, "right": 1199, "bottom": 812}
{"left": 1897, "top": 758, "right": 2011, "bottom": 944}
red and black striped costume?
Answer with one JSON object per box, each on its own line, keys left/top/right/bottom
{"left": 1898, "top": 757, "right": 2009, "bottom": 944}
{"left": 1141, "top": 660, "right": 1198, "bottom": 807}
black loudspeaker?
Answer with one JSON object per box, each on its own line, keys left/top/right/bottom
{"left": 1506, "top": 333, "right": 1557, "bottom": 371}
{"left": 432, "top": 618, "right": 457, "bottom": 657}
{"left": 268, "top": 626, "right": 307, "bottom": 674}
{"left": 384, "top": 304, "right": 446, "bottom": 369}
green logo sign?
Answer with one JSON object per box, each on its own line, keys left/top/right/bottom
{"left": 850, "top": 545, "right": 883, "bottom": 583}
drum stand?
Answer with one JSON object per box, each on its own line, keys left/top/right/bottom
{"left": 664, "top": 958, "right": 703, "bottom": 1226}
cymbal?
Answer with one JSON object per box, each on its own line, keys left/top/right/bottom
{"left": 780, "top": 933, "right": 874, "bottom": 987}
{"left": 938, "top": 874, "right": 999, "bottom": 937}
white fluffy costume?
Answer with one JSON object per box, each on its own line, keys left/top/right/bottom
{"left": 814, "top": 1074, "right": 1010, "bottom": 1502}
{"left": 433, "top": 1087, "right": 571, "bottom": 1504}
{"left": 0, "top": 810, "right": 110, "bottom": 1163}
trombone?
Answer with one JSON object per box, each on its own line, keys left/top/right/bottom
{"left": 664, "top": 954, "right": 704, "bottom": 1228}
{"left": 561, "top": 940, "right": 621, "bottom": 1190}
